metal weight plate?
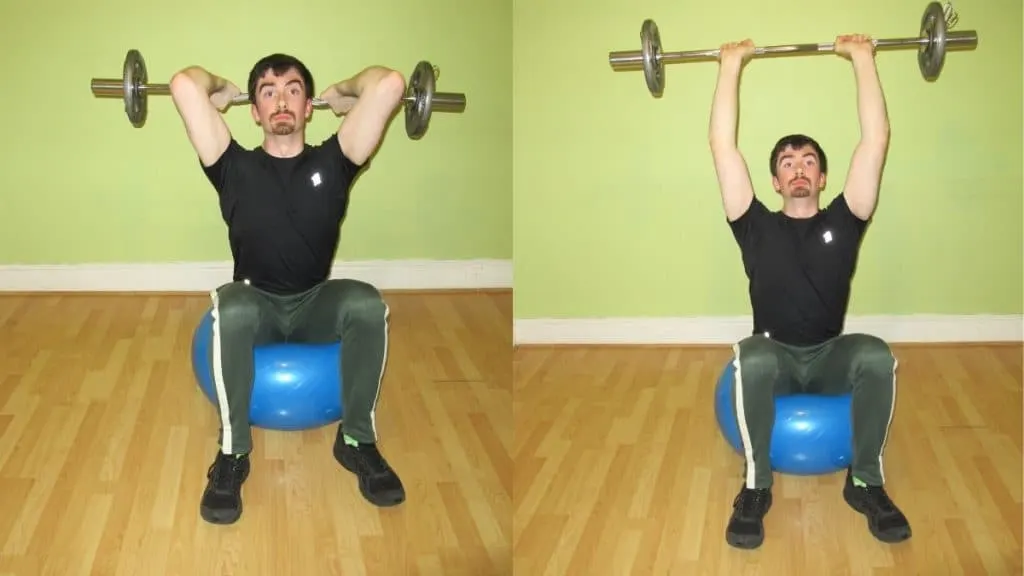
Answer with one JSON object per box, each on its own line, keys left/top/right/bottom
{"left": 123, "top": 49, "right": 148, "bottom": 127}
{"left": 918, "top": 2, "right": 947, "bottom": 81}
{"left": 641, "top": 19, "right": 664, "bottom": 96}
{"left": 404, "top": 61, "right": 435, "bottom": 139}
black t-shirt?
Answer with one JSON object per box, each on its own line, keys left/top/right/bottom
{"left": 201, "top": 135, "right": 365, "bottom": 295}
{"left": 728, "top": 193, "right": 869, "bottom": 346}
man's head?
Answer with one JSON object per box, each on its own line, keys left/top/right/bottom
{"left": 769, "top": 134, "right": 828, "bottom": 200}
{"left": 247, "top": 54, "right": 316, "bottom": 137}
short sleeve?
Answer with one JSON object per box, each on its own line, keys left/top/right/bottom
{"left": 728, "top": 195, "right": 770, "bottom": 250}
{"left": 201, "top": 139, "right": 245, "bottom": 195}
{"left": 318, "top": 135, "right": 366, "bottom": 188}
{"left": 826, "top": 193, "right": 870, "bottom": 238}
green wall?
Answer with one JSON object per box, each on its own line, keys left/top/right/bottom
{"left": 0, "top": 0, "right": 511, "bottom": 264}
{"left": 513, "top": 0, "right": 1022, "bottom": 318}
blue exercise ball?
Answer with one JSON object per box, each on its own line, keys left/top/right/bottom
{"left": 714, "top": 358, "right": 852, "bottom": 475}
{"left": 190, "top": 309, "right": 343, "bottom": 431}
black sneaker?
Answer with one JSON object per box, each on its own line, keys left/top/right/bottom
{"left": 843, "top": 469, "right": 911, "bottom": 543}
{"left": 333, "top": 438, "right": 405, "bottom": 507}
{"left": 199, "top": 452, "right": 250, "bottom": 524}
{"left": 725, "top": 486, "right": 773, "bottom": 549}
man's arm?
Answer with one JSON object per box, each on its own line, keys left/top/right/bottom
{"left": 321, "top": 67, "right": 406, "bottom": 166}
{"left": 168, "top": 66, "right": 236, "bottom": 167}
{"left": 839, "top": 36, "right": 891, "bottom": 221}
{"left": 708, "top": 42, "right": 756, "bottom": 223}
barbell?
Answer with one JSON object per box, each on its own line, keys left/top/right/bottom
{"left": 90, "top": 49, "right": 467, "bottom": 139}
{"left": 608, "top": 1, "right": 979, "bottom": 97}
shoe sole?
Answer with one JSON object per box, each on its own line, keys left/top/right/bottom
{"left": 200, "top": 504, "right": 242, "bottom": 525}
{"left": 726, "top": 532, "right": 764, "bottom": 549}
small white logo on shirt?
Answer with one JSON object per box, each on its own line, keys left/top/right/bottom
{"left": 822, "top": 230, "right": 833, "bottom": 244}
{"left": 310, "top": 172, "right": 322, "bottom": 187}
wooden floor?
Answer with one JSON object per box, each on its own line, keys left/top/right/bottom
{"left": 0, "top": 291, "right": 512, "bottom": 576}
{"left": 2, "top": 294, "right": 1021, "bottom": 575}
{"left": 513, "top": 344, "right": 1023, "bottom": 576}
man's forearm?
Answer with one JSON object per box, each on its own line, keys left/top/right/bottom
{"left": 175, "top": 66, "right": 230, "bottom": 94}
{"left": 851, "top": 54, "right": 889, "bottom": 143}
{"left": 328, "top": 66, "right": 403, "bottom": 98}
{"left": 709, "top": 60, "right": 743, "bottom": 150}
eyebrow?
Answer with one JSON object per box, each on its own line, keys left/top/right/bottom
{"left": 257, "top": 79, "right": 303, "bottom": 91}
{"left": 779, "top": 153, "right": 817, "bottom": 161}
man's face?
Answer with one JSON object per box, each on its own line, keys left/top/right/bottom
{"left": 772, "top": 144, "right": 826, "bottom": 199}
{"left": 250, "top": 68, "right": 313, "bottom": 136}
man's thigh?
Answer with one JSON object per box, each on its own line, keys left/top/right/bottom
{"left": 288, "top": 279, "right": 387, "bottom": 343}
{"left": 803, "top": 333, "right": 894, "bottom": 394}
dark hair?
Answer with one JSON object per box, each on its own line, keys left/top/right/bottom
{"left": 246, "top": 53, "right": 315, "bottom": 105}
{"left": 769, "top": 134, "right": 828, "bottom": 177}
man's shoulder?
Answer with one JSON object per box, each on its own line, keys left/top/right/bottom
{"left": 821, "top": 192, "right": 870, "bottom": 226}
{"left": 219, "top": 138, "right": 261, "bottom": 163}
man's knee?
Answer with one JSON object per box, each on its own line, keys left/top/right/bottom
{"left": 213, "top": 282, "right": 263, "bottom": 335}
{"left": 330, "top": 279, "right": 388, "bottom": 324}
{"left": 734, "top": 335, "right": 781, "bottom": 392}
{"left": 846, "top": 333, "right": 896, "bottom": 377}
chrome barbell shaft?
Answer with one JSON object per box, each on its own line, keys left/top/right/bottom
{"left": 88, "top": 79, "right": 467, "bottom": 113}
{"left": 608, "top": 30, "right": 978, "bottom": 69}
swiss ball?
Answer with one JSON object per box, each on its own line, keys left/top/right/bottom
{"left": 190, "top": 309, "right": 343, "bottom": 431}
{"left": 714, "top": 358, "right": 852, "bottom": 475}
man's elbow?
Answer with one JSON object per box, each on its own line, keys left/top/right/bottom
{"left": 708, "top": 136, "right": 738, "bottom": 157}
{"left": 864, "top": 122, "right": 891, "bottom": 148}
{"left": 169, "top": 68, "right": 209, "bottom": 97}
{"left": 374, "top": 70, "right": 406, "bottom": 106}
{"left": 169, "top": 70, "right": 194, "bottom": 93}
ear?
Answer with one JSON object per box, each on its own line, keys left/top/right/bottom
{"left": 818, "top": 173, "right": 827, "bottom": 190}
{"left": 250, "top": 103, "right": 260, "bottom": 125}
{"left": 771, "top": 175, "right": 781, "bottom": 192}
{"left": 305, "top": 98, "right": 313, "bottom": 120}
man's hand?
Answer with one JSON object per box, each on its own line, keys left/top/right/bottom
{"left": 718, "top": 39, "right": 756, "bottom": 68}
{"left": 834, "top": 34, "right": 876, "bottom": 61}
{"left": 209, "top": 81, "right": 242, "bottom": 112}
{"left": 318, "top": 84, "right": 360, "bottom": 116}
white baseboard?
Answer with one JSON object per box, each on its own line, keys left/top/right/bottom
{"left": 0, "top": 259, "right": 512, "bottom": 292}
{"left": 513, "top": 315, "right": 1024, "bottom": 345}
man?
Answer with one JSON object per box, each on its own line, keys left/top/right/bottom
{"left": 168, "top": 53, "right": 408, "bottom": 524}
{"left": 707, "top": 35, "right": 911, "bottom": 549}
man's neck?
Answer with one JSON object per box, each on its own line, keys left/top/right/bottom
{"left": 781, "top": 197, "right": 820, "bottom": 219}
{"left": 261, "top": 134, "right": 306, "bottom": 158}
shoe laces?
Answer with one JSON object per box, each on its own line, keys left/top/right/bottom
{"left": 209, "top": 454, "right": 246, "bottom": 493}
{"left": 859, "top": 485, "right": 897, "bottom": 514}
{"left": 354, "top": 443, "right": 393, "bottom": 476}
{"left": 734, "top": 488, "right": 770, "bottom": 516}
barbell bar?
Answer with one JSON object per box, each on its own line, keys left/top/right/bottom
{"left": 608, "top": 1, "right": 979, "bottom": 97}
{"left": 90, "top": 49, "right": 467, "bottom": 139}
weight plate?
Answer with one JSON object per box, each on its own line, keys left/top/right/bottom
{"left": 123, "top": 49, "right": 148, "bottom": 127}
{"left": 405, "top": 60, "right": 435, "bottom": 139}
{"left": 918, "top": 2, "right": 947, "bottom": 81}
{"left": 641, "top": 19, "right": 664, "bottom": 96}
